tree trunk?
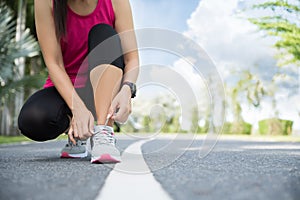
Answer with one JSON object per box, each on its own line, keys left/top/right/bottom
{"left": 13, "top": 0, "right": 27, "bottom": 134}
{"left": 0, "top": 106, "right": 12, "bottom": 135}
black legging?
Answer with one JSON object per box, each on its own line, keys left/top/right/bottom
{"left": 18, "top": 23, "right": 125, "bottom": 141}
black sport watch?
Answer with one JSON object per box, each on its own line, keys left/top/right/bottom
{"left": 122, "top": 81, "right": 136, "bottom": 98}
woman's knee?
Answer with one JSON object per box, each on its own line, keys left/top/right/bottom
{"left": 18, "top": 105, "right": 46, "bottom": 141}
{"left": 88, "top": 23, "right": 124, "bottom": 71}
{"left": 88, "top": 23, "right": 117, "bottom": 47}
{"left": 18, "top": 102, "right": 68, "bottom": 142}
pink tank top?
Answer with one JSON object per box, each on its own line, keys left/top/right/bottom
{"left": 44, "top": 0, "right": 115, "bottom": 88}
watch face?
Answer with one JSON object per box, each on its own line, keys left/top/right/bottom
{"left": 131, "top": 83, "right": 136, "bottom": 98}
{"left": 132, "top": 83, "right": 136, "bottom": 92}
{"left": 124, "top": 82, "right": 136, "bottom": 98}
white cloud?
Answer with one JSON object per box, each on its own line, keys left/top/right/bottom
{"left": 172, "top": 58, "right": 208, "bottom": 105}
{"left": 184, "top": 0, "right": 277, "bottom": 77}
{"left": 147, "top": 62, "right": 209, "bottom": 129}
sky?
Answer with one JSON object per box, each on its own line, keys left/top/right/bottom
{"left": 129, "top": 0, "right": 300, "bottom": 131}
{"left": 130, "top": 0, "right": 199, "bottom": 32}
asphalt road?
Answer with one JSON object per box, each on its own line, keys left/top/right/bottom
{"left": 0, "top": 135, "right": 299, "bottom": 200}
{"left": 143, "top": 138, "right": 300, "bottom": 200}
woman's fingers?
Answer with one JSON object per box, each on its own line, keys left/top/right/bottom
{"left": 112, "top": 108, "right": 123, "bottom": 122}
{"left": 68, "top": 126, "right": 76, "bottom": 145}
{"left": 113, "top": 105, "right": 131, "bottom": 123}
{"left": 78, "top": 113, "right": 94, "bottom": 140}
{"left": 108, "top": 104, "right": 117, "bottom": 120}
{"left": 89, "top": 113, "right": 94, "bottom": 136}
{"left": 79, "top": 122, "right": 85, "bottom": 139}
{"left": 73, "top": 122, "right": 79, "bottom": 139}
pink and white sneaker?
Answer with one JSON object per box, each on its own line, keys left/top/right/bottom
{"left": 60, "top": 138, "right": 88, "bottom": 158}
{"left": 90, "top": 125, "right": 121, "bottom": 164}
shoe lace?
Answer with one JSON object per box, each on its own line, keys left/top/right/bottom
{"left": 66, "top": 138, "right": 86, "bottom": 147}
{"left": 93, "top": 128, "right": 115, "bottom": 146}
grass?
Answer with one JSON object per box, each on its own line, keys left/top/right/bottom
{"left": 219, "top": 134, "right": 300, "bottom": 142}
{"left": 0, "top": 133, "right": 299, "bottom": 145}
{"left": 0, "top": 135, "right": 32, "bottom": 145}
{"left": 0, "top": 134, "right": 68, "bottom": 145}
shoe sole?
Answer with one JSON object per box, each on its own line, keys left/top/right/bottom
{"left": 91, "top": 154, "right": 121, "bottom": 164}
{"left": 60, "top": 151, "right": 88, "bottom": 158}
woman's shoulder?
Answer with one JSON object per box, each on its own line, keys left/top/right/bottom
{"left": 111, "top": 0, "right": 130, "bottom": 5}
{"left": 110, "top": 0, "right": 130, "bottom": 13}
{"left": 35, "top": 0, "right": 53, "bottom": 9}
{"left": 111, "top": 0, "right": 117, "bottom": 11}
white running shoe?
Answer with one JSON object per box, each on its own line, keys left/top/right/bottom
{"left": 90, "top": 125, "right": 121, "bottom": 163}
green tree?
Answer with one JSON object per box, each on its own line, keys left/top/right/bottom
{"left": 249, "top": 0, "right": 300, "bottom": 66}
{"left": 229, "top": 70, "right": 265, "bottom": 121}
{"left": 190, "top": 106, "right": 199, "bottom": 133}
{"left": 142, "top": 116, "right": 152, "bottom": 133}
{"left": 225, "top": 70, "right": 265, "bottom": 134}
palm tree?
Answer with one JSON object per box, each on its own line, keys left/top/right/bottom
{"left": 0, "top": 2, "right": 41, "bottom": 135}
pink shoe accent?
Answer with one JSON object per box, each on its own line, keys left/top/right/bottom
{"left": 60, "top": 152, "right": 74, "bottom": 158}
{"left": 60, "top": 150, "right": 88, "bottom": 158}
{"left": 91, "top": 154, "right": 120, "bottom": 164}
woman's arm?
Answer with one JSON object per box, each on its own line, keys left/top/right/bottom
{"left": 34, "top": 0, "right": 93, "bottom": 142}
{"left": 113, "top": 0, "right": 139, "bottom": 84}
{"left": 35, "top": 0, "right": 75, "bottom": 108}
{"left": 109, "top": 0, "right": 139, "bottom": 122}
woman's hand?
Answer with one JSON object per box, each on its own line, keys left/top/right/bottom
{"left": 108, "top": 85, "right": 132, "bottom": 123}
{"left": 68, "top": 99, "right": 94, "bottom": 144}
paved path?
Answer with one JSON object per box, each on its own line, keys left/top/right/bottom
{"left": 0, "top": 135, "right": 299, "bottom": 200}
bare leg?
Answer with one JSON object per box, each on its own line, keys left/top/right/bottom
{"left": 89, "top": 64, "right": 123, "bottom": 126}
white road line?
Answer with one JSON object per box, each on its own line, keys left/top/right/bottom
{"left": 96, "top": 139, "right": 173, "bottom": 200}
